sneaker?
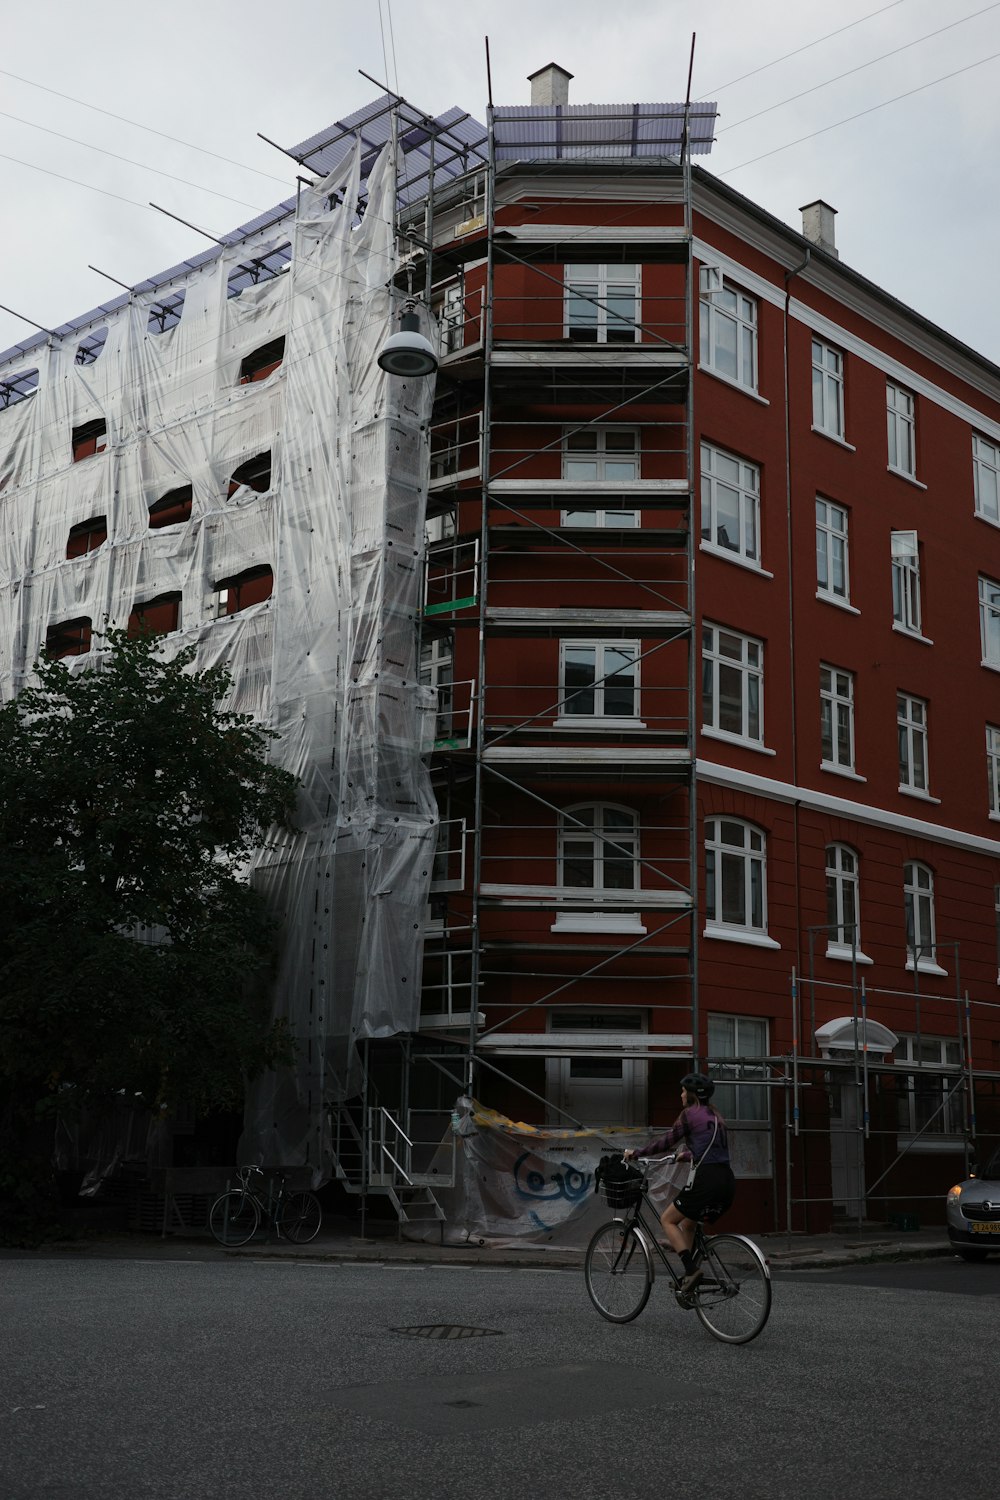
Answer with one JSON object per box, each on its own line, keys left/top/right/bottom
{"left": 678, "top": 1266, "right": 704, "bottom": 1297}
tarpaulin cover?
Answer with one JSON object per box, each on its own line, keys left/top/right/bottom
{"left": 0, "top": 139, "right": 438, "bottom": 1183}
{"left": 405, "top": 1098, "right": 690, "bottom": 1250}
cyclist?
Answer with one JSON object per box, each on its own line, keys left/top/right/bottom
{"left": 623, "top": 1072, "right": 734, "bottom": 1296}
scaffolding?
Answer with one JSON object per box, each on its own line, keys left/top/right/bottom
{"left": 324, "top": 84, "right": 718, "bottom": 1229}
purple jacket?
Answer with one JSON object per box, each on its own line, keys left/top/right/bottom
{"left": 635, "top": 1103, "right": 730, "bottom": 1167}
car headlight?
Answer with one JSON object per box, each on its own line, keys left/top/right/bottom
{"left": 947, "top": 1185, "right": 963, "bottom": 1200}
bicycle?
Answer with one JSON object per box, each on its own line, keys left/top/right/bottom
{"left": 585, "top": 1153, "right": 772, "bottom": 1344}
{"left": 208, "top": 1165, "right": 323, "bottom": 1247}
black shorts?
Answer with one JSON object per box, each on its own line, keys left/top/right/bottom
{"left": 673, "top": 1163, "right": 735, "bottom": 1225}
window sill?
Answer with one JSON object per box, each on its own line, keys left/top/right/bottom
{"left": 552, "top": 913, "right": 647, "bottom": 934}
{"left": 893, "top": 623, "right": 933, "bottom": 646}
{"left": 896, "top": 1135, "right": 963, "bottom": 1154}
{"left": 702, "top": 726, "right": 775, "bottom": 755}
{"left": 699, "top": 542, "right": 773, "bottom": 578}
{"left": 704, "top": 924, "right": 780, "bottom": 950}
{"left": 898, "top": 785, "right": 941, "bottom": 805}
{"left": 980, "top": 659, "right": 1000, "bottom": 674}
{"left": 820, "top": 762, "right": 867, "bottom": 783}
{"left": 698, "top": 365, "right": 770, "bottom": 405}
{"left": 974, "top": 509, "right": 1000, "bottom": 531}
{"left": 905, "top": 957, "right": 949, "bottom": 977}
{"left": 816, "top": 591, "right": 860, "bottom": 615}
{"left": 826, "top": 943, "right": 874, "bottom": 966}
{"left": 553, "top": 715, "right": 647, "bottom": 731}
{"left": 811, "top": 426, "right": 856, "bottom": 452}
{"left": 887, "top": 467, "right": 927, "bottom": 491}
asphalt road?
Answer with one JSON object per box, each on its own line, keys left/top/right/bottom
{"left": 2, "top": 1253, "right": 996, "bottom": 1500}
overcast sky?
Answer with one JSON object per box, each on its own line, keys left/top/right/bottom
{"left": 2, "top": 0, "right": 999, "bottom": 368}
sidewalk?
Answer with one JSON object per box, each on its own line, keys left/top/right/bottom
{"left": 24, "top": 1216, "right": 955, "bottom": 1272}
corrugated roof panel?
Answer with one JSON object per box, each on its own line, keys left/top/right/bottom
{"left": 493, "top": 101, "right": 716, "bottom": 160}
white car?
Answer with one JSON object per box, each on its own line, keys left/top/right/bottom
{"left": 947, "top": 1145, "right": 1000, "bottom": 1261}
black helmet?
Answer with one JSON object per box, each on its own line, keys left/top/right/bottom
{"left": 681, "top": 1071, "right": 715, "bottom": 1101}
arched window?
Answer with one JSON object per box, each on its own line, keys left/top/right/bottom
{"left": 904, "top": 861, "right": 941, "bottom": 972}
{"left": 558, "top": 803, "right": 638, "bottom": 895}
{"left": 825, "top": 844, "right": 860, "bottom": 952}
{"left": 705, "top": 817, "right": 767, "bottom": 935}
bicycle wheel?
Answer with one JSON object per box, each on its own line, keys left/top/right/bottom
{"left": 208, "top": 1190, "right": 260, "bottom": 1247}
{"left": 693, "top": 1232, "right": 771, "bottom": 1344}
{"left": 279, "top": 1191, "right": 322, "bottom": 1244}
{"left": 585, "top": 1219, "right": 653, "bottom": 1323}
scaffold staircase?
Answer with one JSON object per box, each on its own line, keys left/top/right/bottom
{"left": 330, "top": 1103, "right": 455, "bottom": 1235}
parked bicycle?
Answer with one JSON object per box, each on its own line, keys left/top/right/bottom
{"left": 209, "top": 1165, "right": 323, "bottom": 1247}
{"left": 585, "top": 1153, "right": 771, "bottom": 1343}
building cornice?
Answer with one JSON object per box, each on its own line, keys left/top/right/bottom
{"left": 697, "top": 758, "right": 1000, "bottom": 860}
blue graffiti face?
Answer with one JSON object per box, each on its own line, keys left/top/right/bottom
{"left": 512, "top": 1151, "right": 593, "bottom": 1206}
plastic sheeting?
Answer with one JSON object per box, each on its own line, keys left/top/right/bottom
{"left": 0, "top": 139, "right": 438, "bottom": 1182}
{"left": 406, "top": 1098, "right": 690, "bottom": 1250}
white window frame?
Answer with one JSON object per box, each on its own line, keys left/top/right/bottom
{"left": 564, "top": 263, "right": 640, "bottom": 345}
{"left": 699, "top": 276, "right": 758, "bottom": 392}
{"left": 825, "top": 844, "right": 863, "bottom": 957}
{"left": 887, "top": 381, "right": 916, "bottom": 478}
{"left": 988, "top": 725, "right": 1000, "bottom": 817}
{"left": 820, "top": 664, "right": 855, "bottom": 772}
{"left": 702, "top": 623, "right": 764, "bottom": 747}
{"left": 700, "top": 441, "right": 761, "bottom": 565}
{"left": 904, "top": 860, "right": 944, "bottom": 973}
{"left": 896, "top": 1034, "right": 963, "bottom": 1142}
{"left": 815, "top": 497, "right": 850, "bottom": 604}
{"left": 557, "top": 640, "right": 642, "bottom": 726}
{"left": 897, "top": 692, "right": 929, "bottom": 794}
{"left": 557, "top": 802, "right": 640, "bottom": 898}
{"left": 561, "top": 426, "right": 640, "bottom": 528}
{"left": 706, "top": 1014, "right": 772, "bottom": 1177}
{"left": 979, "top": 574, "right": 1000, "bottom": 668}
{"left": 891, "top": 530, "right": 922, "bottom": 636}
{"left": 812, "top": 339, "right": 844, "bottom": 440}
{"left": 973, "top": 434, "right": 1000, "bottom": 526}
{"left": 419, "top": 636, "right": 455, "bottom": 743}
{"left": 704, "top": 817, "right": 768, "bottom": 938}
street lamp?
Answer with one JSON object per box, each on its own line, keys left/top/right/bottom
{"left": 377, "top": 300, "right": 438, "bottom": 378}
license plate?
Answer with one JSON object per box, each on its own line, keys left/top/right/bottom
{"left": 971, "top": 1221, "right": 1000, "bottom": 1234}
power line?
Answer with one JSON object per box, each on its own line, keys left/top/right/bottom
{"left": 719, "top": 1, "right": 1000, "bottom": 134}
{"left": 0, "top": 67, "right": 291, "bottom": 186}
{"left": 386, "top": 0, "right": 401, "bottom": 97}
{"left": 701, "top": 0, "right": 915, "bottom": 96}
{"left": 0, "top": 109, "right": 267, "bottom": 212}
{"left": 720, "top": 46, "right": 1000, "bottom": 175}
{"left": 0, "top": 153, "right": 156, "bottom": 212}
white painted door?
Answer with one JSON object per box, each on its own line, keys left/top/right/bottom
{"left": 830, "top": 1084, "right": 864, "bottom": 1217}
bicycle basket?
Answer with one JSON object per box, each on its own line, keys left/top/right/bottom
{"left": 595, "top": 1154, "right": 645, "bottom": 1210}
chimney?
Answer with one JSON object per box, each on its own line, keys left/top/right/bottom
{"left": 799, "top": 199, "right": 838, "bottom": 259}
{"left": 528, "top": 63, "right": 573, "bottom": 106}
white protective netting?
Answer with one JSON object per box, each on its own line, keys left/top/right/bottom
{"left": 0, "top": 141, "right": 438, "bottom": 1181}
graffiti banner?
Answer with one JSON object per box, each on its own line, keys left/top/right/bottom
{"left": 405, "top": 1098, "right": 689, "bottom": 1250}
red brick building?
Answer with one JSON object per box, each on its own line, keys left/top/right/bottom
{"left": 409, "top": 68, "right": 1000, "bottom": 1234}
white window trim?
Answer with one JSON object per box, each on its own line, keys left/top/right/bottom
{"left": 974, "top": 433, "right": 1000, "bottom": 526}
{"left": 563, "top": 263, "right": 641, "bottom": 345}
{"left": 904, "top": 957, "right": 949, "bottom": 977}
{"left": 558, "top": 639, "right": 642, "bottom": 724}
{"left": 702, "top": 622, "right": 765, "bottom": 747}
{"left": 887, "top": 381, "right": 917, "bottom": 481}
{"left": 891, "top": 530, "right": 922, "bottom": 637}
{"left": 552, "top": 913, "right": 646, "bottom": 934}
{"left": 893, "top": 623, "right": 933, "bottom": 646}
{"left": 811, "top": 427, "right": 856, "bottom": 452}
{"left": 811, "top": 338, "right": 845, "bottom": 441}
{"left": 557, "top": 801, "right": 641, "bottom": 905}
{"left": 821, "top": 764, "right": 867, "bottom": 783}
{"left": 820, "top": 664, "right": 856, "bottom": 774}
{"left": 700, "top": 441, "right": 762, "bottom": 568}
{"left": 698, "top": 364, "right": 770, "bottom": 406}
{"left": 701, "top": 726, "right": 776, "bottom": 756}
{"left": 897, "top": 692, "right": 930, "bottom": 795}
{"left": 815, "top": 498, "right": 851, "bottom": 607}
{"left": 705, "top": 817, "right": 770, "bottom": 939}
{"left": 699, "top": 276, "right": 759, "bottom": 394}
{"left": 825, "top": 943, "right": 873, "bottom": 965}
{"left": 979, "top": 575, "right": 1000, "bottom": 669}
{"left": 703, "top": 924, "right": 780, "bottom": 950}
{"left": 816, "top": 592, "right": 861, "bottom": 617}
{"left": 699, "top": 542, "right": 773, "bottom": 579}
{"left": 987, "top": 725, "right": 1000, "bottom": 817}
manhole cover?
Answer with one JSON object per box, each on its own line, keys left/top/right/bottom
{"left": 394, "top": 1325, "right": 503, "bottom": 1340}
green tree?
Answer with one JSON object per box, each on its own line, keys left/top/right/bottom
{"left": 0, "top": 629, "right": 298, "bottom": 1204}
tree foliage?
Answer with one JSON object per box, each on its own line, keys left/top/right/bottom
{"left": 0, "top": 629, "right": 299, "bottom": 1121}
